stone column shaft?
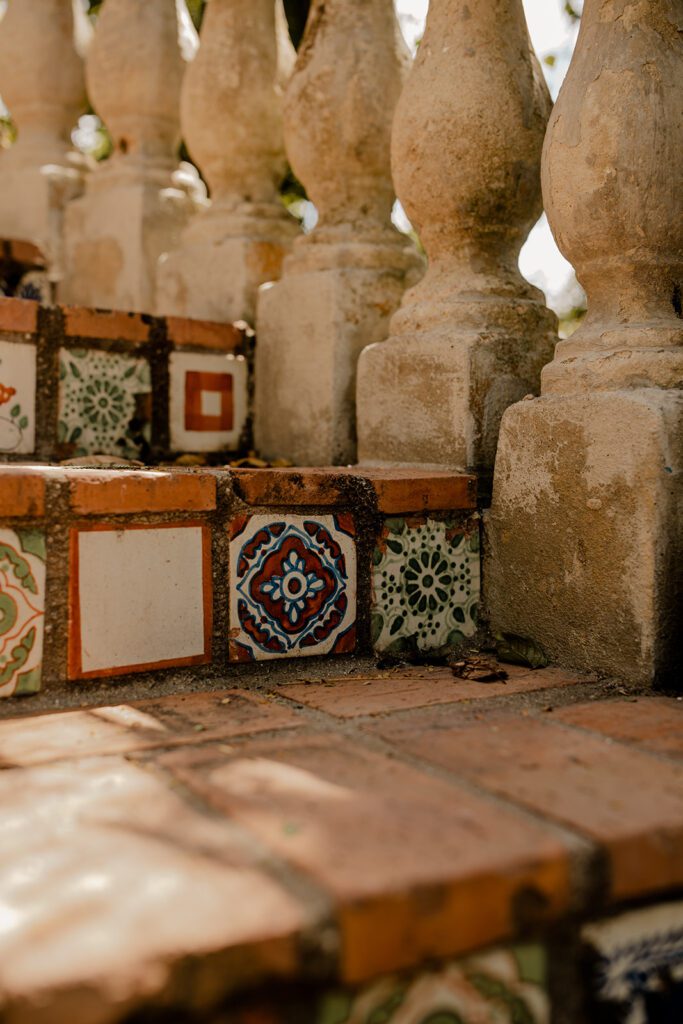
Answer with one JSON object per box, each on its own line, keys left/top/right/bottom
{"left": 61, "top": 0, "right": 196, "bottom": 313}
{"left": 487, "top": 0, "right": 683, "bottom": 687}
{"left": 156, "top": 0, "right": 298, "bottom": 324}
{"left": 255, "top": 0, "right": 422, "bottom": 466}
{"left": 0, "top": 0, "right": 88, "bottom": 272}
{"left": 356, "top": 0, "right": 556, "bottom": 474}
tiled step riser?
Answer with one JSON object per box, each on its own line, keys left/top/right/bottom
{"left": 0, "top": 298, "right": 251, "bottom": 463}
{"left": 0, "top": 467, "right": 479, "bottom": 697}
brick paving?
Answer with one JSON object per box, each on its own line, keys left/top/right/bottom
{"left": 0, "top": 663, "right": 682, "bottom": 1022}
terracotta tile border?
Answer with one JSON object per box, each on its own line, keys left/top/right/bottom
{"left": 7, "top": 240, "right": 46, "bottom": 266}
{"left": 0, "top": 297, "right": 39, "bottom": 335}
{"left": 0, "top": 468, "right": 46, "bottom": 517}
{"left": 232, "top": 467, "right": 477, "bottom": 512}
{"left": 68, "top": 521, "right": 213, "bottom": 680}
{"left": 61, "top": 305, "right": 151, "bottom": 343}
{"left": 67, "top": 469, "right": 217, "bottom": 515}
{"left": 166, "top": 315, "right": 247, "bottom": 352}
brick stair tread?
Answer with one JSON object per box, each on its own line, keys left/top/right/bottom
{"left": 1, "top": 666, "right": 682, "bottom": 1023}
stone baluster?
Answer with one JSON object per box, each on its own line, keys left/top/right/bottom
{"left": 61, "top": 0, "right": 197, "bottom": 313}
{"left": 254, "top": 0, "right": 422, "bottom": 466}
{"left": 157, "top": 0, "right": 297, "bottom": 324}
{"left": 488, "top": 0, "right": 682, "bottom": 686}
{"left": 0, "top": 0, "right": 89, "bottom": 268}
{"left": 356, "top": 0, "right": 556, "bottom": 474}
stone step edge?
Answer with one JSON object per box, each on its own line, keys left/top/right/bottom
{"left": 0, "top": 464, "right": 477, "bottom": 518}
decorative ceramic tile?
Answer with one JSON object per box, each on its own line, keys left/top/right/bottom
{"left": 0, "top": 529, "right": 46, "bottom": 697}
{"left": 372, "top": 515, "right": 480, "bottom": 656}
{"left": 169, "top": 351, "right": 248, "bottom": 453}
{"left": 58, "top": 348, "right": 152, "bottom": 459}
{"left": 69, "top": 523, "right": 212, "bottom": 678}
{"left": 0, "top": 341, "right": 36, "bottom": 455}
{"left": 229, "top": 514, "right": 356, "bottom": 661}
{"left": 582, "top": 901, "right": 683, "bottom": 1023}
{"left": 307, "top": 945, "right": 549, "bottom": 1024}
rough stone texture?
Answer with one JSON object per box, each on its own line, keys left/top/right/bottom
{"left": 487, "top": 391, "right": 682, "bottom": 686}
{"left": 0, "top": 0, "right": 88, "bottom": 270}
{"left": 156, "top": 0, "right": 298, "bottom": 325}
{"left": 61, "top": 0, "right": 196, "bottom": 313}
{"left": 356, "top": 0, "right": 556, "bottom": 473}
{"left": 255, "top": 0, "right": 423, "bottom": 466}
{"left": 487, "top": 0, "right": 683, "bottom": 687}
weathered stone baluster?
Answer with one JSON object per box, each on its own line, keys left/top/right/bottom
{"left": 254, "top": 0, "right": 422, "bottom": 466}
{"left": 488, "top": 0, "right": 682, "bottom": 686}
{"left": 356, "top": 0, "right": 556, "bottom": 473}
{"left": 157, "top": 0, "right": 297, "bottom": 324}
{"left": 0, "top": 0, "right": 88, "bottom": 264}
{"left": 61, "top": 0, "right": 196, "bottom": 313}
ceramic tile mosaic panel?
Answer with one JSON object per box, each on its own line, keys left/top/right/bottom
{"left": 315, "top": 946, "right": 549, "bottom": 1024}
{"left": 0, "top": 340, "right": 36, "bottom": 455}
{"left": 69, "top": 523, "right": 212, "bottom": 679}
{"left": 169, "top": 351, "right": 248, "bottom": 453}
{"left": 58, "top": 348, "right": 152, "bottom": 458}
{"left": 0, "top": 528, "right": 46, "bottom": 697}
{"left": 372, "top": 515, "right": 480, "bottom": 656}
{"left": 229, "top": 514, "right": 356, "bottom": 661}
{"left": 582, "top": 900, "right": 683, "bottom": 1023}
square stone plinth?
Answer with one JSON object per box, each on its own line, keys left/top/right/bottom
{"left": 486, "top": 388, "right": 682, "bottom": 687}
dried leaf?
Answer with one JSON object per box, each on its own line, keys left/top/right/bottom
{"left": 494, "top": 632, "right": 549, "bottom": 669}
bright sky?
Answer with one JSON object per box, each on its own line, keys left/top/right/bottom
{"left": 394, "top": 0, "right": 583, "bottom": 314}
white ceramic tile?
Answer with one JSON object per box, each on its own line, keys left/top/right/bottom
{"left": 169, "top": 351, "right": 248, "bottom": 453}
{"left": 229, "top": 514, "right": 356, "bottom": 661}
{"left": 0, "top": 341, "right": 37, "bottom": 455}
{"left": 72, "top": 524, "right": 210, "bottom": 677}
{"left": 0, "top": 528, "right": 46, "bottom": 697}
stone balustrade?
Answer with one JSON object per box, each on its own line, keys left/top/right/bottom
{"left": 0, "top": 0, "right": 679, "bottom": 688}
{"left": 487, "top": 0, "right": 682, "bottom": 687}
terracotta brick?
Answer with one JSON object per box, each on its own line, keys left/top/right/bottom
{"left": 0, "top": 297, "right": 38, "bottom": 334}
{"left": 372, "top": 710, "right": 683, "bottom": 903}
{"left": 0, "top": 467, "right": 45, "bottom": 517}
{"left": 0, "top": 690, "right": 301, "bottom": 768}
{"left": 166, "top": 315, "right": 246, "bottom": 352}
{"left": 0, "top": 756, "right": 307, "bottom": 1018}
{"left": 68, "top": 469, "right": 217, "bottom": 515}
{"left": 275, "top": 666, "right": 584, "bottom": 719}
{"left": 164, "top": 734, "right": 573, "bottom": 982}
{"left": 232, "top": 466, "right": 477, "bottom": 512}
{"left": 232, "top": 468, "right": 348, "bottom": 507}
{"left": 551, "top": 697, "right": 683, "bottom": 759}
{"left": 61, "top": 305, "right": 150, "bottom": 343}
{"left": 357, "top": 467, "right": 477, "bottom": 513}
{"left": 9, "top": 240, "right": 46, "bottom": 266}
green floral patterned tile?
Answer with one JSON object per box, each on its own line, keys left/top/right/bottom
{"left": 0, "top": 529, "right": 46, "bottom": 698}
{"left": 372, "top": 515, "right": 480, "bottom": 656}
{"left": 58, "top": 348, "right": 151, "bottom": 459}
{"left": 314, "top": 944, "right": 548, "bottom": 1024}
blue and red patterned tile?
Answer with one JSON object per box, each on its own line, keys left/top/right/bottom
{"left": 372, "top": 514, "right": 480, "bottom": 656}
{"left": 229, "top": 514, "right": 356, "bottom": 661}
